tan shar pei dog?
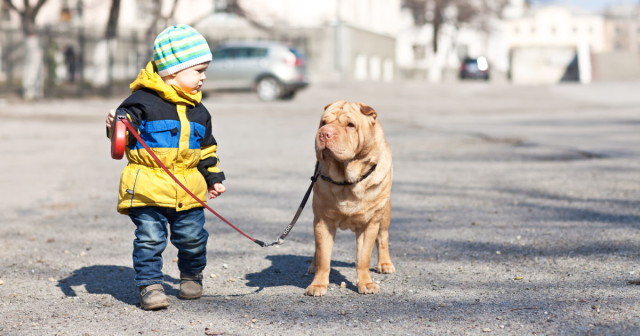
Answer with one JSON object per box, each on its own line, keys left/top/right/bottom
{"left": 306, "top": 100, "right": 395, "bottom": 296}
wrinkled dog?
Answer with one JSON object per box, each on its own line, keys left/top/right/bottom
{"left": 306, "top": 101, "right": 395, "bottom": 296}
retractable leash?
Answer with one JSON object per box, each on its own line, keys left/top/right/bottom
{"left": 110, "top": 110, "right": 128, "bottom": 160}
{"left": 110, "top": 115, "right": 318, "bottom": 247}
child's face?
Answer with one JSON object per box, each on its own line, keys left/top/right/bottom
{"left": 170, "top": 62, "right": 209, "bottom": 94}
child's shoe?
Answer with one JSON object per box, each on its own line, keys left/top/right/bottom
{"left": 178, "top": 273, "right": 203, "bottom": 300}
{"left": 138, "top": 284, "right": 169, "bottom": 310}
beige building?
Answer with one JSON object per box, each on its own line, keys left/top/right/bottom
{"left": 604, "top": 4, "right": 640, "bottom": 52}
{"left": 506, "top": 6, "right": 606, "bottom": 52}
{"left": 597, "top": 4, "right": 640, "bottom": 81}
{"left": 503, "top": 4, "right": 640, "bottom": 84}
{"left": 504, "top": 6, "right": 605, "bottom": 84}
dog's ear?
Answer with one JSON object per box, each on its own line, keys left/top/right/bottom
{"left": 357, "top": 102, "right": 377, "bottom": 120}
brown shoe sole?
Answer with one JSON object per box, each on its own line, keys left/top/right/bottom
{"left": 141, "top": 301, "right": 169, "bottom": 310}
{"left": 178, "top": 292, "right": 202, "bottom": 300}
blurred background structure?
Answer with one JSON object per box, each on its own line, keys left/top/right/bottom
{"left": 0, "top": 0, "right": 639, "bottom": 99}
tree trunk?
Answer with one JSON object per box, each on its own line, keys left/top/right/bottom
{"left": 428, "top": 22, "right": 457, "bottom": 83}
{"left": 22, "top": 35, "right": 43, "bottom": 100}
{"left": 4, "top": 0, "right": 48, "bottom": 99}
{"left": 105, "top": 0, "right": 121, "bottom": 40}
{"left": 92, "top": 0, "right": 121, "bottom": 95}
{"left": 91, "top": 39, "right": 114, "bottom": 90}
{"left": 431, "top": 1, "right": 444, "bottom": 53}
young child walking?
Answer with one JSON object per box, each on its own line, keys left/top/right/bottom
{"left": 107, "top": 24, "right": 225, "bottom": 310}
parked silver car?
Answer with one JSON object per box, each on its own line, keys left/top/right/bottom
{"left": 205, "top": 41, "right": 309, "bottom": 101}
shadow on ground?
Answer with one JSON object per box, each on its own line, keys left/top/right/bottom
{"left": 57, "top": 265, "right": 178, "bottom": 305}
{"left": 245, "top": 254, "right": 357, "bottom": 292}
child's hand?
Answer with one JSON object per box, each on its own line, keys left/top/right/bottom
{"left": 208, "top": 183, "right": 226, "bottom": 199}
{"left": 106, "top": 109, "right": 115, "bottom": 129}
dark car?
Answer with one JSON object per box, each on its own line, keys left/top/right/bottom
{"left": 205, "top": 41, "right": 309, "bottom": 101}
{"left": 459, "top": 56, "right": 490, "bottom": 81}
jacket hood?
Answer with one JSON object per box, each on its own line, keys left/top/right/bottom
{"left": 129, "top": 61, "right": 201, "bottom": 106}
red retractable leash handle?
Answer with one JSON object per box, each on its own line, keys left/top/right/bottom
{"left": 109, "top": 115, "right": 267, "bottom": 247}
{"left": 110, "top": 110, "right": 128, "bottom": 160}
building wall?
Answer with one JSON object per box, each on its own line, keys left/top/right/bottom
{"left": 504, "top": 6, "right": 606, "bottom": 84}
{"left": 505, "top": 6, "right": 606, "bottom": 52}
{"left": 593, "top": 52, "right": 640, "bottom": 81}
{"left": 510, "top": 47, "right": 577, "bottom": 84}
{"left": 344, "top": 25, "right": 395, "bottom": 82}
{"left": 236, "top": 0, "right": 400, "bottom": 36}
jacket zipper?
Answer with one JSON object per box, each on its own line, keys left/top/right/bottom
{"left": 129, "top": 168, "right": 141, "bottom": 207}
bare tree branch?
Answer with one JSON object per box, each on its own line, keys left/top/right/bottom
{"left": 3, "top": 0, "right": 19, "bottom": 12}
{"left": 32, "top": 0, "right": 47, "bottom": 15}
{"left": 228, "top": 0, "right": 274, "bottom": 33}
{"left": 403, "top": 0, "right": 509, "bottom": 52}
{"left": 105, "top": 0, "right": 121, "bottom": 39}
{"left": 167, "top": 0, "right": 179, "bottom": 20}
{"left": 4, "top": 0, "right": 50, "bottom": 35}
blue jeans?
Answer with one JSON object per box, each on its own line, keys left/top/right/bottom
{"left": 129, "top": 206, "right": 208, "bottom": 287}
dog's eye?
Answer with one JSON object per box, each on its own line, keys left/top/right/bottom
{"left": 347, "top": 122, "right": 356, "bottom": 128}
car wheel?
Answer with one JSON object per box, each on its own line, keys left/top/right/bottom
{"left": 279, "top": 90, "right": 296, "bottom": 101}
{"left": 256, "top": 76, "right": 282, "bottom": 101}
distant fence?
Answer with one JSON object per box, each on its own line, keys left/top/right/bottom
{"left": 0, "top": 23, "right": 396, "bottom": 98}
{"left": 0, "top": 26, "right": 149, "bottom": 98}
{"left": 0, "top": 25, "right": 310, "bottom": 98}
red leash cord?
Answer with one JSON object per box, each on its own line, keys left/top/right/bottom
{"left": 117, "top": 117, "right": 267, "bottom": 247}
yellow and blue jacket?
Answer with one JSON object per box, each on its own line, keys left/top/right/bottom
{"left": 115, "top": 61, "right": 224, "bottom": 214}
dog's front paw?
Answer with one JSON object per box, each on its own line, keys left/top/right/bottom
{"left": 357, "top": 282, "right": 380, "bottom": 294}
{"left": 377, "top": 262, "right": 396, "bottom": 274}
{"left": 305, "top": 284, "right": 328, "bottom": 297}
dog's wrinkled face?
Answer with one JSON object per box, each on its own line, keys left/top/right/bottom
{"left": 315, "top": 100, "right": 378, "bottom": 162}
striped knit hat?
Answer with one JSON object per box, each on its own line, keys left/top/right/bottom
{"left": 153, "top": 24, "right": 212, "bottom": 76}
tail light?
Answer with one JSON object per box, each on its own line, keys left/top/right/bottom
{"left": 284, "top": 53, "right": 305, "bottom": 67}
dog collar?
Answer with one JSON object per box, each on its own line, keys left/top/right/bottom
{"left": 320, "top": 164, "right": 377, "bottom": 186}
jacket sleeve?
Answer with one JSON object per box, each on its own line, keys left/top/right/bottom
{"left": 117, "top": 105, "right": 144, "bottom": 146}
{"left": 114, "top": 91, "right": 148, "bottom": 145}
{"left": 105, "top": 105, "right": 142, "bottom": 140}
{"left": 198, "top": 117, "right": 225, "bottom": 187}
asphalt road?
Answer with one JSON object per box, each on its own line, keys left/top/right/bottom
{"left": 1, "top": 81, "right": 639, "bottom": 336}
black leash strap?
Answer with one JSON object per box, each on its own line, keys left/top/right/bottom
{"left": 261, "top": 162, "right": 320, "bottom": 247}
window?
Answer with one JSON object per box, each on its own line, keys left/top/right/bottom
{"left": 247, "top": 48, "right": 268, "bottom": 58}
{"left": 212, "top": 48, "right": 239, "bottom": 60}
{"left": 234, "top": 48, "right": 251, "bottom": 58}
